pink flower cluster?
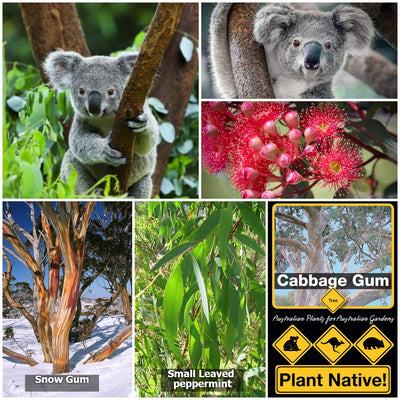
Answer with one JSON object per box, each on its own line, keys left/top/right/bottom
{"left": 201, "top": 102, "right": 364, "bottom": 198}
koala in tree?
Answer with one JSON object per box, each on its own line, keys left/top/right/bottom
{"left": 210, "top": 4, "right": 374, "bottom": 98}
{"left": 44, "top": 51, "right": 158, "bottom": 197}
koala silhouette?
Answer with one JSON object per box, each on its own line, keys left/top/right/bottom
{"left": 44, "top": 51, "right": 158, "bottom": 198}
{"left": 283, "top": 336, "right": 300, "bottom": 351}
{"left": 210, "top": 3, "right": 374, "bottom": 99}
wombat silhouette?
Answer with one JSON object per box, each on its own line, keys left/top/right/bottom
{"left": 283, "top": 336, "right": 300, "bottom": 351}
{"left": 321, "top": 337, "right": 344, "bottom": 353}
{"left": 363, "top": 337, "right": 384, "bottom": 350}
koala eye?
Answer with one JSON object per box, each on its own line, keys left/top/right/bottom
{"left": 79, "top": 88, "right": 85, "bottom": 95}
{"left": 107, "top": 89, "right": 115, "bottom": 96}
{"left": 293, "top": 39, "right": 301, "bottom": 48}
{"left": 324, "top": 41, "right": 332, "bottom": 50}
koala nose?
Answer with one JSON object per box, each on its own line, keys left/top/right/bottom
{"left": 303, "top": 41, "right": 322, "bottom": 70}
{"left": 88, "top": 91, "right": 102, "bottom": 115}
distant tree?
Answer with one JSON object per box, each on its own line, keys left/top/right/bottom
{"left": 275, "top": 205, "right": 392, "bottom": 306}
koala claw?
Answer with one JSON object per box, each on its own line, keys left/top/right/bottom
{"left": 126, "top": 113, "right": 148, "bottom": 132}
{"left": 102, "top": 145, "right": 128, "bottom": 166}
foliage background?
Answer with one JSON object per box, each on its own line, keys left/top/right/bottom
{"left": 135, "top": 202, "right": 266, "bottom": 397}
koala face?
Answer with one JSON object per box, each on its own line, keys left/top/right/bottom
{"left": 44, "top": 51, "right": 138, "bottom": 118}
{"left": 277, "top": 13, "right": 346, "bottom": 81}
{"left": 254, "top": 4, "right": 374, "bottom": 82}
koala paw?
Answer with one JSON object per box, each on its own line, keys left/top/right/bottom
{"left": 126, "top": 113, "right": 148, "bottom": 133}
{"left": 101, "top": 139, "right": 128, "bottom": 166}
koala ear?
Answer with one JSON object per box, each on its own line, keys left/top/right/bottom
{"left": 332, "top": 6, "right": 374, "bottom": 54}
{"left": 43, "top": 51, "right": 83, "bottom": 90}
{"left": 254, "top": 4, "right": 296, "bottom": 47}
{"left": 116, "top": 52, "right": 139, "bottom": 76}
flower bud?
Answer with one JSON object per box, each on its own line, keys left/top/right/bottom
{"left": 260, "top": 143, "right": 279, "bottom": 161}
{"left": 263, "top": 120, "right": 279, "bottom": 136}
{"left": 277, "top": 153, "right": 291, "bottom": 168}
{"left": 204, "top": 124, "right": 218, "bottom": 138}
{"left": 286, "top": 171, "right": 303, "bottom": 185}
{"left": 249, "top": 137, "right": 263, "bottom": 151}
{"left": 304, "top": 127, "right": 317, "bottom": 144}
{"left": 304, "top": 145, "right": 317, "bottom": 157}
{"left": 284, "top": 111, "right": 299, "bottom": 129}
{"left": 241, "top": 102, "right": 254, "bottom": 115}
{"left": 261, "top": 190, "right": 277, "bottom": 199}
{"left": 241, "top": 190, "right": 261, "bottom": 199}
{"left": 241, "top": 167, "right": 258, "bottom": 181}
{"left": 209, "top": 101, "right": 225, "bottom": 111}
{"left": 288, "top": 129, "right": 302, "bottom": 146}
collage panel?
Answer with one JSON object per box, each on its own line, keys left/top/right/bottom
{"left": 135, "top": 201, "right": 266, "bottom": 397}
{"left": 268, "top": 202, "right": 397, "bottom": 397}
{"left": 201, "top": 101, "right": 397, "bottom": 200}
{"left": 3, "top": 201, "right": 133, "bottom": 396}
{"left": 3, "top": 3, "right": 198, "bottom": 200}
{"left": 202, "top": 3, "right": 396, "bottom": 100}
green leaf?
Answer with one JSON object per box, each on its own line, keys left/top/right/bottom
{"left": 229, "top": 282, "right": 240, "bottom": 327}
{"left": 219, "top": 207, "right": 232, "bottom": 262}
{"left": 348, "top": 120, "right": 397, "bottom": 162}
{"left": 20, "top": 162, "right": 43, "bottom": 198}
{"left": 160, "top": 177, "right": 174, "bottom": 195}
{"left": 238, "top": 204, "right": 266, "bottom": 244}
{"left": 179, "top": 36, "right": 194, "bottom": 62}
{"left": 151, "top": 242, "right": 196, "bottom": 272}
{"left": 183, "top": 292, "right": 196, "bottom": 331}
{"left": 163, "top": 264, "right": 184, "bottom": 339}
{"left": 224, "top": 322, "right": 236, "bottom": 363}
{"left": 133, "top": 31, "right": 146, "bottom": 50}
{"left": 177, "top": 139, "right": 194, "bottom": 154}
{"left": 244, "top": 367, "right": 266, "bottom": 383}
{"left": 193, "top": 210, "right": 220, "bottom": 242}
{"left": 206, "top": 340, "right": 220, "bottom": 369}
{"left": 191, "top": 255, "right": 209, "bottom": 324}
{"left": 234, "top": 233, "right": 265, "bottom": 255}
{"left": 6, "top": 96, "right": 25, "bottom": 112}
{"left": 189, "top": 323, "right": 202, "bottom": 368}
{"left": 160, "top": 122, "right": 175, "bottom": 143}
{"left": 148, "top": 97, "right": 168, "bottom": 114}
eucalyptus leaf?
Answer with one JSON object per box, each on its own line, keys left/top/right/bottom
{"left": 179, "top": 36, "right": 194, "bottom": 62}
{"left": 191, "top": 255, "right": 209, "bottom": 324}
{"left": 160, "top": 122, "right": 176, "bottom": 143}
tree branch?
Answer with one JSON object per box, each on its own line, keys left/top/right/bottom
{"left": 275, "top": 212, "right": 307, "bottom": 229}
{"left": 3, "top": 346, "right": 39, "bottom": 367}
{"left": 275, "top": 237, "right": 311, "bottom": 257}
{"left": 108, "top": 4, "right": 184, "bottom": 194}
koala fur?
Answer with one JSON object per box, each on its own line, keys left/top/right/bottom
{"left": 210, "top": 4, "right": 374, "bottom": 99}
{"left": 44, "top": 50, "right": 158, "bottom": 198}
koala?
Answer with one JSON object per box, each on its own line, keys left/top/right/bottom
{"left": 210, "top": 3, "right": 374, "bottom": 99}
{"left": 44, "top": 50, "right": 158, "bottom": 198}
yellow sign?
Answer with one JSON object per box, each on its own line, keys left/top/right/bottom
{"left": 320, "top": 287, "right": 346, "bottom": 313}
{"left": 273, "top": 325, "right": 312, "bottom": 364}
{"left": 276, "top": 365, "right": 391, "bottom": 394}
{"left": 314, "top": 325, "right": 352, "bottom": 364}
{"left": 354, "top": 325, "right": 393, "bottom": 365}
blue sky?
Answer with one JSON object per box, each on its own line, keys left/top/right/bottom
{"left": 3, "top": 202, "right": 132, "bottom": 299}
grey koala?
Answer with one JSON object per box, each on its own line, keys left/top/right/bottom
{"left": 210, "top": 3, "right": 374, "bottom": 98}
{"left": 44, "top": 50, "right": 158, "bottom": 197}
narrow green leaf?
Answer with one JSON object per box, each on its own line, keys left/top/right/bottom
{"left": 238, "top": 204, "right": 266, "bottom": 244}
{"left": 229, "top": 282, "right": 240, "bottom": 327}
{"left": 183, "top": 292, "right": 196, "bottom": 331}
{"left": 219, "top": 207, "right": 232, "bottom": 262}
{"left": 189, "top": 323, "right": 202, "bottom": 368}
{"left": 163, "top": 264, "right": 184, "bottom": 338}
{"left": 192, "top": 210, "right": 220, "bottom": 242}
{"left": 206, "top": 340, "right": 220, "bottom": 369}
{"left": 224, "top": 322, "right": 236, "bottom": 363}
{"left": 151, "top": 242, "right": 196, "bottom": 272}
{"left": 234, "top": 233, "right": 265, "bottom": 255}
{"left": 191, "top": 255, "right": 209, "bottom": 324}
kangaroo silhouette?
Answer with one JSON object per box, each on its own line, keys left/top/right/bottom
{"left": 321, "top": 337, "right": 344, "bottom": 353}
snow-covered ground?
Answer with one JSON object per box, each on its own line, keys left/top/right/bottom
{"left": 3, "top": 316, "right": 132, "bottom": 397}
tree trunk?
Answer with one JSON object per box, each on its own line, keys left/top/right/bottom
{"left": 3, "top": 346, "right": 39, "bottom": 367}
{"left": 108, "top": 3, "right": 184, "bottom": 194}
{"left": 228, "top": 3, "right": 274, "bottom": 98}
{"left": 19, "top": 3, "right": 90, "bottom": 82}
{"left": 83, "top": 324, "right": 132, "bottom": 364}
{"left": 39, "top": 202, "right": 94, "bottom": 374}
{"left": 150, "top": 3, "right": 199, "bottom": 196}
{"left": 120, "top": 287, "right": 132, "bottom": 323}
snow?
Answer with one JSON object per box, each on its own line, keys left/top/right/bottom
{"left": 3, "top": 316, "right": 132, "bottom": 397}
